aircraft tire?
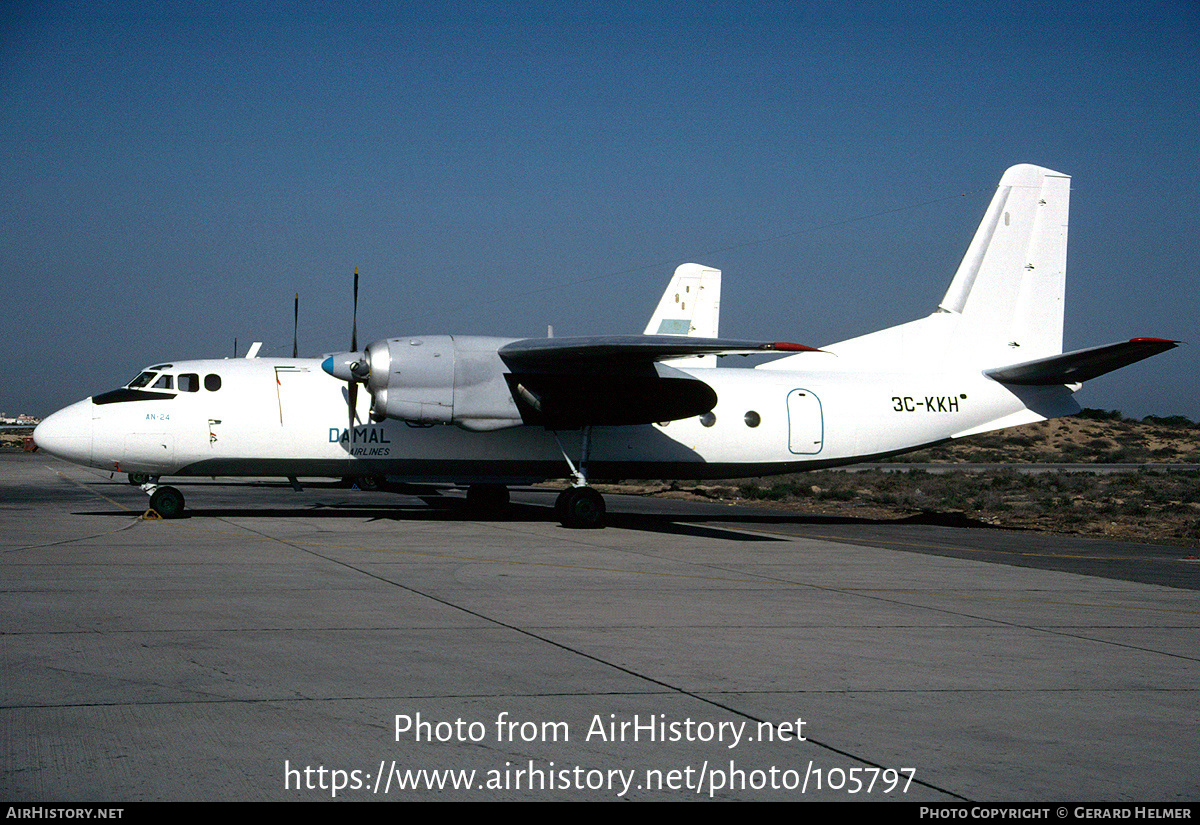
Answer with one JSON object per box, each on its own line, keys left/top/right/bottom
{"left": 556, "top": 487, "right": 605, "bottom": 529}
{"left": 127, "top": 473, "right": 151, "bottom": 485}
{"left": 149, "top": 486, "right": 185, "bottom": 519}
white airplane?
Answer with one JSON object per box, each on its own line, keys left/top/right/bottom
{"left": 34, "top": 164, "right": 1176, "bottom": 527}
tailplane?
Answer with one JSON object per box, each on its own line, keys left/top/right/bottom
{"left": 986, "top": 338, "right": 1178, "bottom": 385}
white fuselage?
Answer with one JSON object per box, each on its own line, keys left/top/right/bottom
{"left": 34, "top": 354, "right": 1073, "bottom": 483}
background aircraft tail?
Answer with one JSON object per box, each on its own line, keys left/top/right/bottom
{"left": 644, "top": 263, "right": 721, "bottom": 338}
{"left": 644, "top": 263, "right": 721, "bottom": 367}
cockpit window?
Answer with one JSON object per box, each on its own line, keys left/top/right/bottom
{"left": 152, "top": 374, "right": 174, "bottom": 390}
{"left": 127, "top": 371, "right": 157, "bottom": 389}
{"left": 179, "top": 373, "right": 199, "bottom": 392}
{"left": 204, "top": 374, "right": 222, "bottom": 391}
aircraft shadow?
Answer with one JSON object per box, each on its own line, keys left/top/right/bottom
{"left": 75, "top": 496, "right": 1005, "bottom": 543}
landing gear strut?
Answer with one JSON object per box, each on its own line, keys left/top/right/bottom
{"left": 553, "top": 426, "right": 606, "bottom": 529}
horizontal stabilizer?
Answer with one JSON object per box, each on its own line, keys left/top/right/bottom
{"left": 499, "top": 335, "right": 817, "bottom": 368}
{"left": 985, "top": 338, "right": 1178, "bottom": 386}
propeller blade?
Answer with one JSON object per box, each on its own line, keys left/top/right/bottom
{"left": 351, "top": 267, "right": 359, "bottom": 353}
{"left": 292, "top": 293, "right": 299, "bottom": 358}
{"left": 349, "top": 269, "right": 360, "bottom": 435}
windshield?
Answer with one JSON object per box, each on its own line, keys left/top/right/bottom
{"left": 127, "top": 371, "right": 157, "bottom": 389}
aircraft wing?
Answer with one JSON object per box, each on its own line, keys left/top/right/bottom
{"left": 498, "top": 335, "right": 816, "bottom": 366}
{"left": 497, "top": 335, "right": 817, "bottom": 428}
{"left": 985, "top": 338, "right": 1178, "bottom": 386}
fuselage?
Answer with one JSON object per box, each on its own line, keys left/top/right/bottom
{"left": 33, "top": 354, "right": 1071, "bottom": 483}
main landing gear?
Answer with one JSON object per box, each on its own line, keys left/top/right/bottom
{"left": 553, "top": 426, "right": 606, "bottom": 529}
{"left": 555, "top": 486, "right": 605, "bottom": 529}
{"left": 137, "top": 476, "right": 186, "bottom": 519}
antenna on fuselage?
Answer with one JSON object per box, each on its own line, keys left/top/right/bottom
{"left": 292, "top": 293, "right": 299, "bottom": 358}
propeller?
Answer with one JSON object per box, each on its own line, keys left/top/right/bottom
{"left": 341, "top": 268, "right": 371, "bottom": 437}
{"left": 320, "top": 267, "right": 374, "bottom": 439}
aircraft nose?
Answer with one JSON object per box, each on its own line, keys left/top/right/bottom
{"left": 33, "top": 399, "right": 94, "bottom": 465}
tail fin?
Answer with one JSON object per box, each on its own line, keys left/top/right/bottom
{"left": 754, "top": 164, "right": 1174, "bottom": 436}
{"left": 644, "top": 263, "right": 721, "bottom": 366}
{"left": 940, "top": 163, "right": 1070, "bottom": 362}
{"left": 765, "top": 164, "right": 1072, "bottom": 369}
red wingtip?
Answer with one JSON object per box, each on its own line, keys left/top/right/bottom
{"left": 770, "top": 342, "right": 821, "bottom": 352}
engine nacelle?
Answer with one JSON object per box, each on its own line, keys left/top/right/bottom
{"left": 361, "top": 335, "right": 524, "bottom": 431}
{"left": 322, "top": 333, "right": 724, "bottom": 432}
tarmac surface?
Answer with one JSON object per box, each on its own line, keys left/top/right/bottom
{"left": 2, "top": 451, "right": 1197, "bottom": 801}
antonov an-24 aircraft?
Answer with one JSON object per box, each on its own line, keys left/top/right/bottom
{"left": 35, "top": 165, "right": 1177, "bottom": 527}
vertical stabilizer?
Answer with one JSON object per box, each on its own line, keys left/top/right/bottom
{"left": 940, "top": 164, "right": 1070, "bottom": 362}
{"left": 760, "top": 164, "right": 1073, "bottom": 373}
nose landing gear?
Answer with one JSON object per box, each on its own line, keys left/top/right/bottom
{"left": 138, "top": 477, "right": 186, "bottom": 519}
{"left": 148, "top": 486, "right": 185, "bottom": 518}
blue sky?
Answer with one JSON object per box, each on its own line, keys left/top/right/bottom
{"left": 3, "top": 1, "right": 1197, "bottom": 419}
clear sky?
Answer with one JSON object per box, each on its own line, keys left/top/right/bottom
{"left": 3, "top": 1, "right": 1197, "bottom": 419}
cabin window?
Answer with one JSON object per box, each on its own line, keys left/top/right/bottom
{"left": 179, "top": 374, "right": 199, "bottom": 392}
{"left": 699, "top": 412, "right": 716, "bottom": 427}
{"left": 152, "top": 374, "right": 174, "bottom": 390}
{"left": 744, "top": 410, "right": 761, "bottom": 428}
{"left": 204, "top": 374, "right": 222, "bottom": 391}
